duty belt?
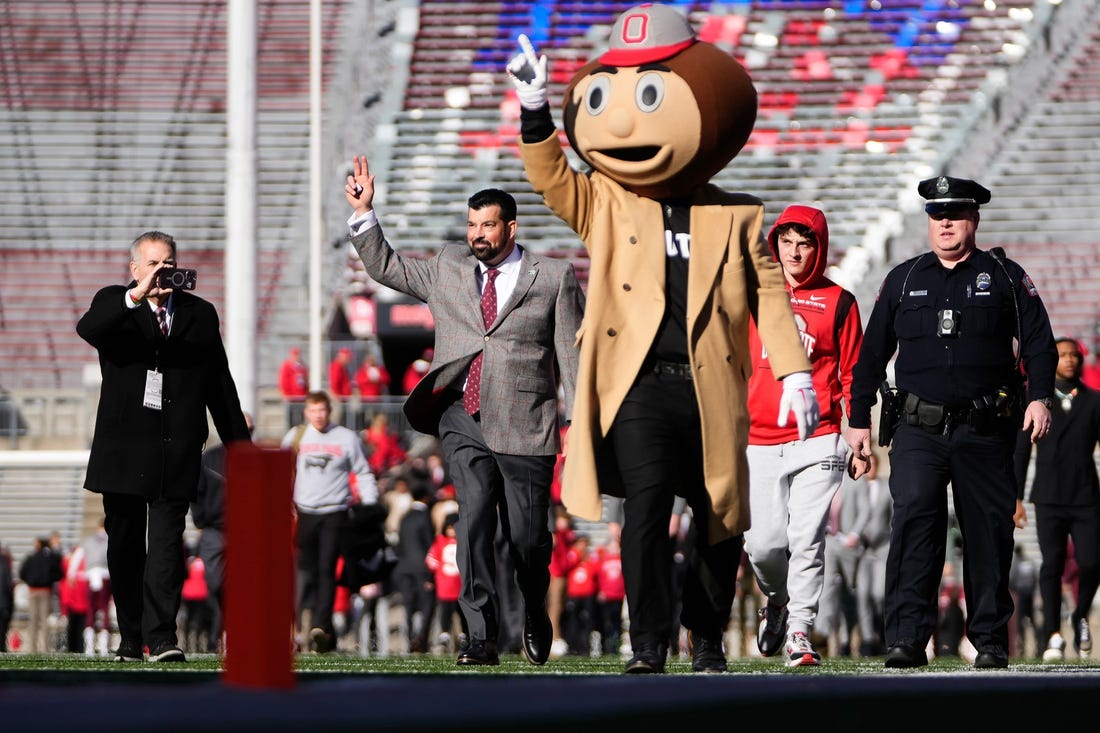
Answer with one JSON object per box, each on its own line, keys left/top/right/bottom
{"left": 902, "top": 392, "right": 1012, "bottom": 436}
{"left": 903, "top": 394, "right": 970, "bottom": 435}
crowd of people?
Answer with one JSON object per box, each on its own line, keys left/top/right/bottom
{"left": 0, "top": 373, "right": 1093, "bottom": 665}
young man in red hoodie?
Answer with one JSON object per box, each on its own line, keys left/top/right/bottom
{"left": 743, "top": 205, "right": 864, "bottom": 667}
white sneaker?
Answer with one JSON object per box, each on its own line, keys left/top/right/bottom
{"left": 1075, "top": 618, "right": 1092, "bottom": 658}
{"left": 1042, "top": 633, "right": 1066, "bottom": 662}
{"left": 83, "top": 627, "right": 95, "bottom": 657}
{"left": 785, "top": 631, "right": 821, "bottom": 668}
{"left": 757, "top": 604, "right": 789, "bottom": 657}
{"left": 549, "top": 637, "right": 569, "bottom": 658}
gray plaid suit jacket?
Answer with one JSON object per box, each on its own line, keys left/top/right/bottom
{"left": 351, "top": 222, "right": 584, "bottom": 456}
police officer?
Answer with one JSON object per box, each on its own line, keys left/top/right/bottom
{"left": 844, "top": 176, "right": 1057, "bottom": 669}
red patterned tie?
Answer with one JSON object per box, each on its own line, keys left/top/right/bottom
{"left": 156, "top": 306, "right": 168, "bottom": 336}
{"left": 463, "top": 268, "right": 500, "bottom": 415}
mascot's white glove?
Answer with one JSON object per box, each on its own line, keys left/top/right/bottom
{"left": 778, "top": 371, "right": 820, "bottom": 441}
{"left": 506, "top": 33, "right": 548, "bottom": 110}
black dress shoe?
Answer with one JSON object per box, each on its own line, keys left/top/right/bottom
{"left": 884, "top": 641, "right": 928, "bottom": 668}
{"left": 456, "top": 639, "right": 500, "bottom": 666}
{"left": 624, "top": 643, "right": 667, "bottom": 674}
{"left": 522, "top": 608, "right": 553, "bottom": 665}
{"left": 974, "top": 645, "right": 1009, "bottom": 669}
{"left": 690, "top": 632, "right": 728, "bottom": 673}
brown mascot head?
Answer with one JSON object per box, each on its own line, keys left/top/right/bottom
{"left": 562, "top": 3, "right": 757, "bottom": 200}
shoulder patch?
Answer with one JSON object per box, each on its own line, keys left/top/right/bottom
{"left": 1021, "top": 274, "right": 1039, "bottom": 297}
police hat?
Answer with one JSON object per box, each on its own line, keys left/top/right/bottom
{"left": 599, "top": 3, "right": 697, "bottom": 66}
{"left": 918, "top": 176, "right": 991, "bottom": 214}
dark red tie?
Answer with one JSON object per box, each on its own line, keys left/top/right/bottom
{"left": 156, "top": 306, "right": 168, "bottom": 336}
{"left": 463, "top": 268, "right": 500, "bottom": 415}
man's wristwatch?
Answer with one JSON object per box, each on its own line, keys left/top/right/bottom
{"left": 1036, "top": 397, "right": 1053, "bottom": 409}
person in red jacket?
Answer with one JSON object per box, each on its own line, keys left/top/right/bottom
{"left": 328, "top": 348, "right": 354, "bottom": 398}
{"left": 400, "top": 348, "right": 433, "bottom": 395}
{"left": 742, "top": 205, "right": 864, "bottom": 668}
{"left": 562, "top": 534, "right": 598, "bottom": 657}
{"left": 547, "top": 506, "right": 574, "bottom": 657}
{"left": 362, "top": 412, "right": 407, "bottom": 476}
{"left": 278, "top": 346, "right": 309, "bottom": 426}
{"left": 426, "top": 513, "right": 464, "bottom": 653}
{"left": 59, "top": 545, "right": 91, "bottom": 653}
{"left": 180, "top": 550, "right": 210, "bottom": 654}
{"left": 328, "top": 347, "right": 356, "bottom": 428}
{"left": 355, "top": 353, "right": 391, "bottom": 401}
{"left": 593, "top": 531, "right": 626, "bottom": 656}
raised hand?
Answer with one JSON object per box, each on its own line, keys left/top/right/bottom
{"left": 506, "top": 33, "right": 548, "bottom": 110}
{"left": 345, "top": 154, "right": 375, "bottom": 215}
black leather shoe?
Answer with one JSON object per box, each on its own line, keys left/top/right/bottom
{"left": 113, "top": 640, "right": 144, "bottom": 662}
{"left": 624, "top": 643, "right": 667, "bottom": 674}
{"left": 690, "top": 632, "right": 728, "bottom": 673}
{"left": 522, "top": 608, "right": 553, "bottom": 665}
{"left": 456, "top": 639, "right": 500, "bottom": 666}
{"left": 884, "top": 641, "right": 928, "bottom": 668}
{"left": 974, "top": 645, "right": 1009, "bottom": 669}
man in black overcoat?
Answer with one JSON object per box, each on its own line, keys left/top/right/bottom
{"left": 77, "top": 231, "right": 250, "bottom": 662}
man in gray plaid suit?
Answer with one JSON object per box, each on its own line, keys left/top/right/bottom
{"left": 344, "top": 155, "right": 585, "bottom": 667}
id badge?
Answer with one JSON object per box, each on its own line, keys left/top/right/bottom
{"left": 144, "top": 370, "right": 163, "bottom": 410}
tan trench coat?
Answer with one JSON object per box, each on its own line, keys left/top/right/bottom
{"left": 521, "top": 133, "right": 812, "bottom": 543}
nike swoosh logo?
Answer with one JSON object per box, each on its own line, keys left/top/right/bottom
{"left": 809, "top": 294, "right": 826, "bottom": 302}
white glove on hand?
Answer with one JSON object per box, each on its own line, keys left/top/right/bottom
{"left": 778, "top": 371, "right": 820, "bottom": 441}
{"left": 506, "top": 33, "right": 548, "bottom": 110}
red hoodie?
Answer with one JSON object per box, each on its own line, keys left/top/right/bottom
{"left": 747, "top": 205, "right": 864, "bottom": 445}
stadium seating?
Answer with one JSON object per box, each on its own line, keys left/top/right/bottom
{"left": 0, "top": 0, "right": 357, "bottom": 392}
{"left": 1, "top": 0, "right": 1097, "bottom": 407}
{"left": 0, "top": 247, "right": 287, "bottom": 390}
{"left": 372, "top": 0, "right": 1052, "bottom": 272}
{"left": 0, "top": 458, "right": 88, "bottom": 563}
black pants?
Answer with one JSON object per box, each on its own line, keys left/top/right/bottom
{"left": 597, "top": 598, "right": 624, "bottom": 655}
{"left": 1034, "top": 501, "right": 1100, "bottom": 642}
{"left": 295, "top": 510, "right": 346, "bottom": 636}
{"left": 101, "top": 493, "right": 190, "bottom": 649}
{"left": 197, "top": 527, "right": 225, "bottom": 651}
{"left": 607, "top": 369, "right": 741, "bottom": 653}
{"left": 434, "top": 599, "right": 465, "bottom": 644}
{"left": 438, "top": 403, "right": 554, "bottom": 644}
{"left": 66, "top": 611, "right": 87, "bottom": 653}
{"left": 393, "top": 570, "right": 436, "bottom": 651}
{"left": 563, "top": 594, "right": 596, "bottom": 655}
{"left": 885, "top": 422, "right": 1017, "bottom": 651}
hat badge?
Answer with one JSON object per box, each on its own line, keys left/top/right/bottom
{"left": 936, "top": 177, "right": 950, "bottom": 195}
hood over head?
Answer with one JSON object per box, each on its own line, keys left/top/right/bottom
{"left": 767, "top": 205, "right": 829, "bottom": 284}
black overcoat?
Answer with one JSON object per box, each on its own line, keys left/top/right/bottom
{"left": 77, "top": 283, "right": 250, "bottom": 501}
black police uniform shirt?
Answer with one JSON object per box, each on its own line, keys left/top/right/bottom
{"left": 848, "top": 247, "right": 1057, "bottom": 428}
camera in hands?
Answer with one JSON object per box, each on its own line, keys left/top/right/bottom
{"left": 157, "top": 268, "right": 197, "bottom": 291}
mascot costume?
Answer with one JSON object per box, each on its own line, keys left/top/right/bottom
{"left": 507, "top": 3, "right": 819, "bottom": 673}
